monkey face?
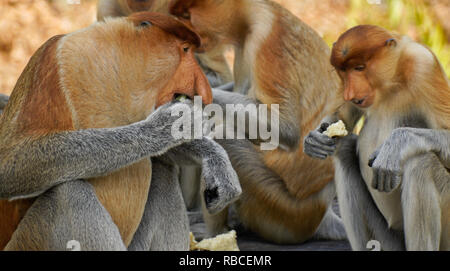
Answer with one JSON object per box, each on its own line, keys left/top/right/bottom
{"left": 337, "top": 67, "right": 375, "bottom": 108}
{"left": 331, "top": 25, "right": 399, "bottom": 109}
{"left": 127, "top": 12, "right": 212, "bottom": 108}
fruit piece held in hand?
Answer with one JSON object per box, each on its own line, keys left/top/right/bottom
{"left": 323, "top": 120, "right": 348, "bottom": 138}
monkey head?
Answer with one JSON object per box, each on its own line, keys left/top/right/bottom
{"left": 331, "top": 25, "right": 401, "bottom": 108}
{"left": 169, "top": 0, "right": 243, "bottom": 52}
{"left": 51, "top": 12, "right": 212, "bottom": 128}
{"left": 127, "top": 12, "right": 212, "bottom": 107}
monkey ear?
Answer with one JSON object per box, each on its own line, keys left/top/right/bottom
{"left": 385, "top": 38, "right": 397, "bottom": 47}
{"left": 169, "top": 0, "right": 201, "bottom": 18}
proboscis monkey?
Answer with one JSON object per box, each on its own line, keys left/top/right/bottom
{"left": 97, "top": 0, "right": 233, "bottom": 88}
{"left": 96, "top": 0, "right": 236, "bottom": 211}
{"left": 304, "top": 25, "right": 450, "bottom": 250}
{"left": 0, "top": 12, "right": 241, "bottom": 251}
{"left": 168, "top": 0, "right": 347, "bottom": 244}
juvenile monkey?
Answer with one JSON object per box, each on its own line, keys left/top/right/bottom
{"left": 0, "top": 12, "right": 241, "bottom": 250}
{"left": 169, "top": 0, "right": 346, "bottom": 243}
{"left": 304, "top": 25, "right": 450, "bottom": 250}
{"left": 97, "top": 0, "right": 233, "bottom": 88}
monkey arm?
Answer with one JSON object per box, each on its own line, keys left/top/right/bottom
{"left": 163, "top": 137, "right": 242, "bottom": 215}
{"left": 0, "top": 101, "right": 193, "bottom": 200}
{"left": 211, "top": 88, "right": 299, "bottom": 150}
{"left": 369, "top": 128, "right": 450, "bottom": 193}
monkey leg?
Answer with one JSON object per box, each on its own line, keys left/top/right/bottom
{"left": 313, "top": 202, "right": 347, "bottom": 241}
{"left": 128, "top": 158, "right": 189, "bottom": 251}
{"left": 213, "top": 139, "right": 341, "bottom": 244}
{"left": 402, "top": 153, "right": 450, "bottom": 250}
{"left": 334, "top": 135, "right": 405, "bottom": 251}
{"left": 5, "top": 180, "right": 125, "bottom": 251}
{"left": 179, "top": 166, "right": 202, "bottom": 210}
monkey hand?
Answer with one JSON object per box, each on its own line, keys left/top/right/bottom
{"left": 303, "top": 122, "right": 337, "bottom": 159}
{"left": 201, "top": 138, "right": 242, "bottom": 215}
{"left": 368, "top": 127, "right": 440, "bottom": 192}
{"left": 142, "top": 100, "right": 199, "bottom": 154}
{"left": 368, "top": 146, "right": 403, "bottom": 193}
{"left": 368, "top": 129, "right": 413, "bottom": 193}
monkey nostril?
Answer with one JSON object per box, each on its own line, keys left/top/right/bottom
{"left": 352, "top": 98, "right": 364, "bottom": 105}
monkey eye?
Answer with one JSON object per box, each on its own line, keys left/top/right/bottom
{"left": 182, "top": 43, "right": 190, "bottom": 53}
{"left": 140, "top": 21, "right": 152, "bottom": 27}
{"left": 354, "top": 65, "right": 366, "bottom": 71}
{"left": 181, "top": 12, "right": 191, "bottom": 20}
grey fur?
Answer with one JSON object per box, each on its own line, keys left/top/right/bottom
{"left": 204, "top": 138, "right": 346, "bottom": 241}
{"left": 369, "top": 128, "right": 450, "bottom": 193}
{"left": 0, "top": 101, "right": 192, "bottom": 200}
{"left": 1, "top": 98, "right": 241, "bottom": 250}
{"left": 212, "top": 88, "right": 300, "bottom": 150}
{"left": 5, "top": 180, "right": 126, "bottom": 251}
{"left": 129, "top": 158, "right": 189, "bottom": 251}
{"left": 165, "top": 138, "right": 241, "bottom": 215}
{"left": 333, "top": 134, "right": 405, "bottom": 250}
{"left": 304, "top": 117, "right": 450, "bottom": 250}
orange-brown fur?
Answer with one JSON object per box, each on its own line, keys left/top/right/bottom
{"left": 0, "top": 12, "right": 210, "bottom": 249}
{"left": 331, "top": 25, "right": 450, "bottom": 128}
{"left": 170, "top": 0, "right": 343, "bottom": 243}
{"left": 97, "top": 0, "right": 233, "bottom": 84}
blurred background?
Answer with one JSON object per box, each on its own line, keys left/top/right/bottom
{"left": 0, "top": 0, "right": 449, "bottom": 95}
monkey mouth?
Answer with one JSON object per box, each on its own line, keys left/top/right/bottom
{"left": 173, "top": 93, "right": 193, "bottom": 102}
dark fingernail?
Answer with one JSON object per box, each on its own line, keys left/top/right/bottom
{"left": 319, "top": 123, "right": 330, "bottom": 132}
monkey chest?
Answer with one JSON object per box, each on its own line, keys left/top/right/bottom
{"left": 357, "top": 119, "right": 404, "bottom": 230}
{"left": 89, "top": 158, "right": 152, "bottom": 246}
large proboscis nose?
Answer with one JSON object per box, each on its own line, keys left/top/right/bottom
{"left": 156, "top": 43, "right": 212, "bottom": 107}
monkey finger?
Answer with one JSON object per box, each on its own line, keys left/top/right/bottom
{"left": 372, "top": 170, "right": 382, "bottom": 191}
{"left": 313, "top": 132, "right": 337, "bottom": 146}
{"left": 389, "top": 174, "right": 402, "bottom": 192}
{"left": 318, "top": 123, "right": 330, "bottom": 133}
